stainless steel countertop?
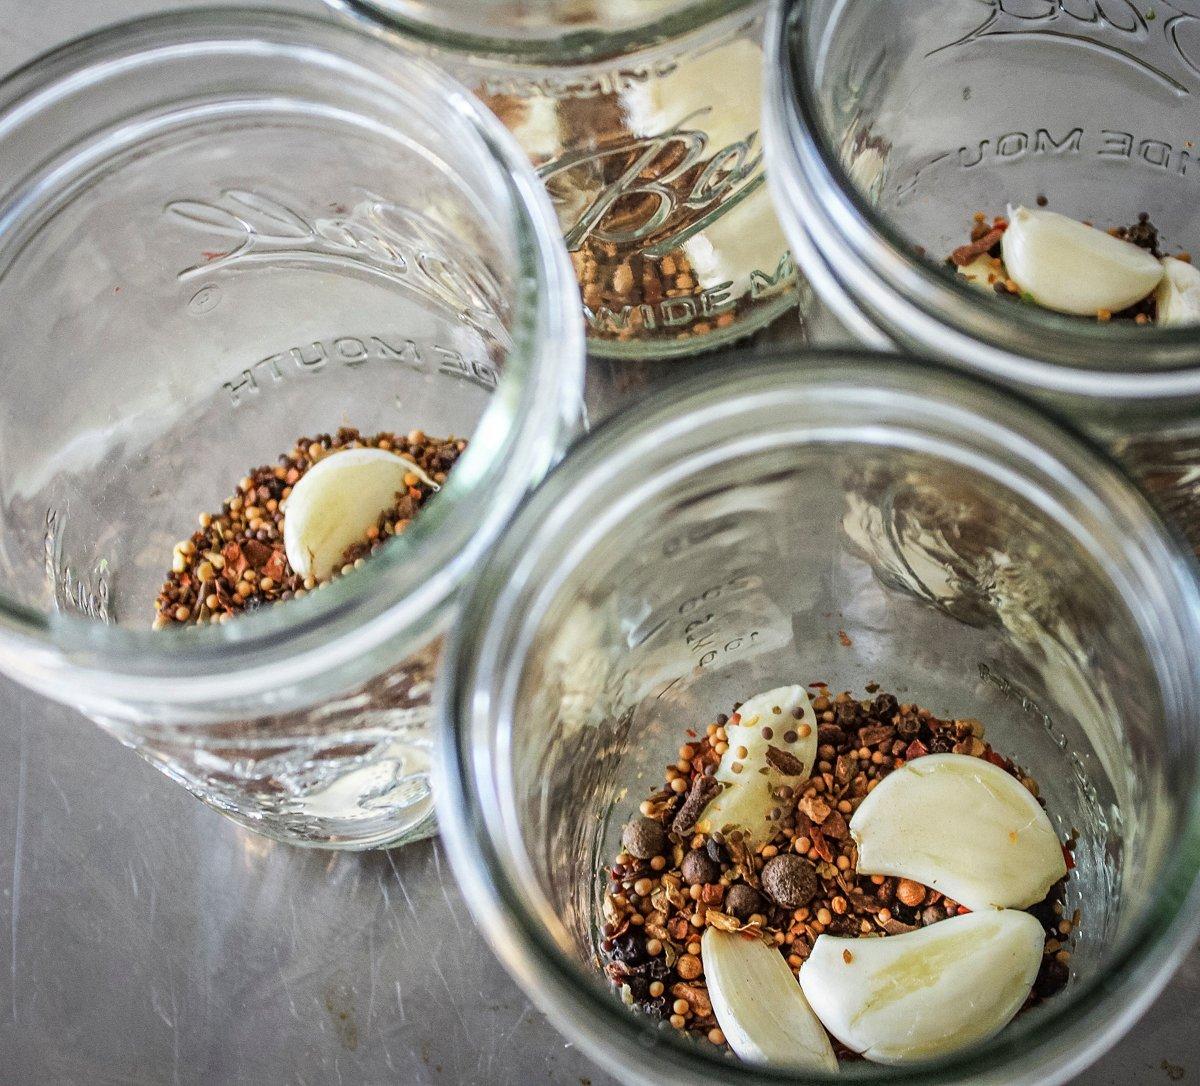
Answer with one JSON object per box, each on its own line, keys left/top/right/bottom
{"left": 0, "top": 3, "right": 1196, "bottom": 1083}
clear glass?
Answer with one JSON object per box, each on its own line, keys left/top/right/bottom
{"left": 328, "top": 0, "right": 804, "bottom": 358}
{"left": 763, "top": 0, "right": 1200, "bottom": 551}
{"left": 0, "top": 11, "right": 584, "bottom": 849}
{"left": 437, "top": 353, "right": 1200, "bottom": 1085}
{"left": 334, "top": 0, "right": 719, "bottom": 48}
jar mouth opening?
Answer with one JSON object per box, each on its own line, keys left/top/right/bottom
{"left": 0, "top": 9, "right": 583, "bottom": 694}
{"left": 767, "top": 1, "right": 1200, "bottom": 398}
{"left": 437, "top": 351, "right": 1200, "bottom": 1086}
{"left": 325, "top": 0, "right": 757, "bottom": 65}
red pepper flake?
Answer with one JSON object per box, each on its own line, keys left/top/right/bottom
{"left": 904, "top": 739, "right": 929, "bottom": 761}
{"left": 809, "top": 826, "right": 833, "bottom": 863}
{"left": 837, "top": 629, "right": 853, "bottom": 647}
{"left": 242, "top": 538, "right": 273, "bottom": 569}
{"left": 729, "top": 712, "right": 741, "bottom": 725}
{"left": 1062, "top": 844, "right": 1076, "bottom": 871}
{"left": 201, "top": 250, "right": 230, "bottom": 261}
{"left": 263, "top": 549, "right": 288, "bottom": 583}
{"left": 985, "top": 749, "right": 1009, "bottom": 770}
{"left": 222, "top": 541, "right": 249, "bottom": 577}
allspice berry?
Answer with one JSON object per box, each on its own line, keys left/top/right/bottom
{"left": 621, "top": 817, "right": 667, "bottom": 860}
{"left": 681, "top": 848, "right": 719, "bottom": 886}
{"left": 761, "top": 854, "right": 820, "bottom": 909}
{"left": 724, "top": 883, "right": 764, "bottom": 921}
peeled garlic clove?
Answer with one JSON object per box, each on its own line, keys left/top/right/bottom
{"left": 850, "top": 752, "right": 1066, "bottom": 911}
{"left": 618, "top": 36, "right": 786, "bottom": 297}
{"left": 677, "top": 191, "right": 793, "bottom": 300}
{"left": 702, "top": 929, "right": 837, "bottom": 1072}
{"left": 1001, "top": 205, "right": 1163, "bottom": 315}
{"left": 283, "top": 447, "right": 437, "bottom": 581}
{"left": 622, "top": 37, "right": 763, "bottom": 163}
{"left": 701, "top": 686, "right": 818, "bottom": 848}
{"left": 957, "top": 253, "right": 1006, "bottom": 292}
{"left": 1155, "top": 256, "right": 1200, "bottom": 327}
{"left": 800, "top": 910, "right": 1044, "bottom": 1064}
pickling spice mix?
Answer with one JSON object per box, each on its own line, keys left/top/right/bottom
{"left": 600, "top": 684, "right": 1075, "bottom": 1065}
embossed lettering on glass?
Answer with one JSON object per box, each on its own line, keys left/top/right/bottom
{"left": 0, "top": 12, "right": 582, "bottom": 849}
{"left": 764, "top": 0, "right": 1200, "bottom": 550}
{"left": 326, "top": 0, "right": 803, "bottom": 357}
{"left": 438, "top": 356, "right": 1200, "bottom": 1086}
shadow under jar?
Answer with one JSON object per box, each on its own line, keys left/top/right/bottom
{"left": 763, "top": 0, "right": 1200, "bottom": 550}
{"left": 437, "top": 354, "right": 1200, "bottom": 1085}
{"left": 325, "top": 0, "right": 803, "bottom": 358}
{"left": 0, "top": 11, "right": 583, "bottom": 849}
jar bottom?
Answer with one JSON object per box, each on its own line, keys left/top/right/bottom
{"left": 90, "top": 640, "right": 443, "bottom": 850}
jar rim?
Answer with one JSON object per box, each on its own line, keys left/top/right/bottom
{"left": 324, "top": 0, "right": 758, "bottom": 65}
{"left": 0, "top": 8, "right": 584, "bottom": 712}
{"left": 436, "top": 350, "right": 1200, "bottom": 1086}
{"left": 762, "top": 0, "right": 1200, "bottom": 402}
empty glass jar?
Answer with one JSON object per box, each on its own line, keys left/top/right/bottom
{"left": 437, "top": 353, "right": 1200, "bottom": 1085}
{"left": 764, "top": 0, "right": 1200, "bottom": 549}
{"left": 327, "top": 0, "right": 802, "bottom": 357}
{"left": 0, "top": 11, "right": 583, "bottom": 849}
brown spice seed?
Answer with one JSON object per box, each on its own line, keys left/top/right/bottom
{"left": 155, "top": 427, "right": 463, "bottom": 627}
{"left": 601, "top": 683, "right": 1070, "bottom": 1052}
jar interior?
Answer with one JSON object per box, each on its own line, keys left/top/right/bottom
{"left": 796, "top": 1, "right": 1200, "bottom": 280}
{"left": 463, "top": 4, "right": 799, "bottom": 358}
{"left": 0, "top": 43, "right": 517, "bottom": 630}
{"left": 340, "top": 0, "right": 703, "bottom": 41}
{"left": 492, "top": 424, "right": 1184, "bottom": 1071}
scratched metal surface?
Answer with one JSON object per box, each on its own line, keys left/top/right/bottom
{"left": 0, "top": 2, "right": 1197, "bottom": 1084}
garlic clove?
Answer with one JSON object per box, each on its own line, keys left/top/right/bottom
{"left": 619, "top": 36, "right": 785, "bottom": 298}
{"left": 850, "top": 752, "right": 1066, "bottom": 912}
{"left": 701, "top": 685, "right": 818, "bottom": 848}
{"left": 1000, "top": 205, "right": 1163, "bottom": 315}
{"left": 622, "top": 37, "right": 764, "bottom": 165}
{"left": 799, "top": 910, "right": 1045, "bottom": 1064}
{"left": 957, "top": 253, "right": 1007, "bottom": 292}
{"left": 702, "top": 928, "right": 837, "bottom": 1072}
{"left": 1155, "top": 256, "right": 1200, "bottom": 327}
{"left": 283, "top": 447, "right": 437, "bottom": 581}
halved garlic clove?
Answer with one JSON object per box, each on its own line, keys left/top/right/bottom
{"left": 1155, "top": 256, "right": 1200, "bottom": 327}
{"left": 800, "top": 910, "right": 1044, "bottom": 1064}
{"left": 701, "top": 686, "right": 818, "bottom": 848}
{"left": 283, "top": 447, "right": 437, "bottom": 581}
{"left": 850, "top": 752, "right": 1066, "bottom": 911}
{"left": 621, "top": 37, "right": 763, "bottom": 166}
{"left": 617, "top": 35, "right": 787, "bottom": 298}
{"left": 1001, "top": 205, "right": 1163, "bottom": 315}
{"left": 957, "top": 253, "right": 1006, "bottom": 292}
{"left": 702, "top": 928, "right": 837, "bottom": 1072}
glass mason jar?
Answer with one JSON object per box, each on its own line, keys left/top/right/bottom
{"left": 326, "top": 0, "right": 803, "bottom": 358}
{"left": 0, "top": 11, "right": 584, "bottom": 850}
{"left": 763, "top": 0, "right": 1200, "bottom": 551}
{"left": 437, "top": 353, "right": 1200, "bottom": 1085}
